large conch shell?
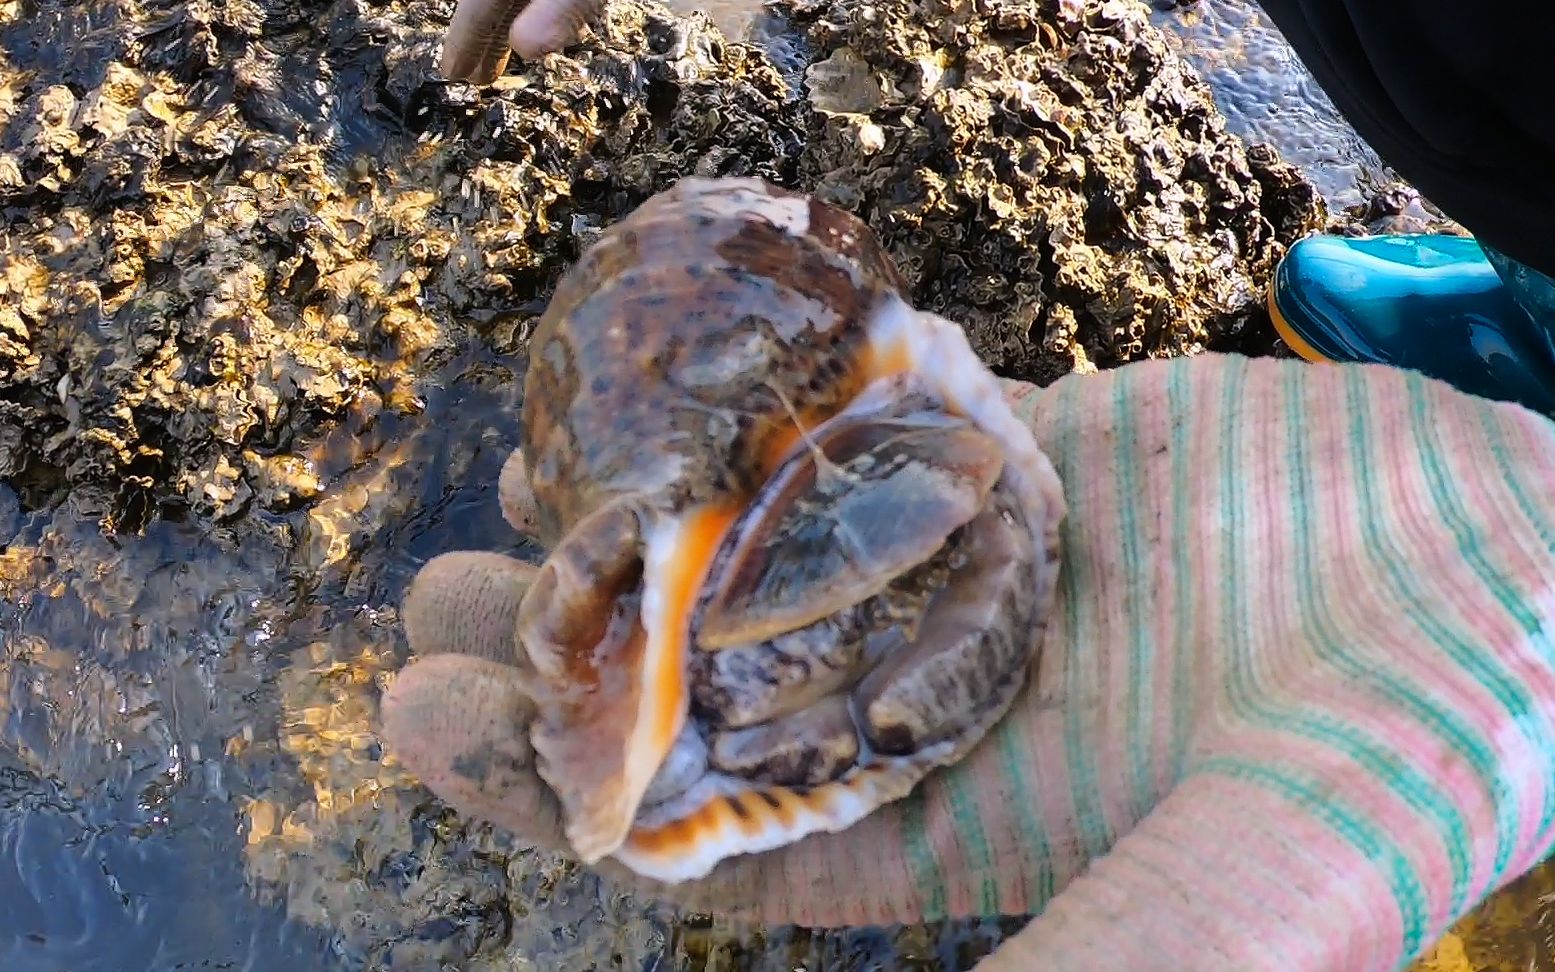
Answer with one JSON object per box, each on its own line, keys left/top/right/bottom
{"left": 507, "top": 176, "right": 1066, "bottom": 883}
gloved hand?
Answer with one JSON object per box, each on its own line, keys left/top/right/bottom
{"left": 439, "top": 0, "right": 605, "bottom": 83}
{"left": 381, "top": 351, "right": 1555, "bottom": 971}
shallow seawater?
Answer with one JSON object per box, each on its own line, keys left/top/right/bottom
{"left": 1143, "top": 0, "right": 1461, "bottom": 235}
{"left": 0, "top": 353, "right": 515, "bottom": 971}
{"left": 1144, "top": 0, "right": 1387, "bottom": 211}
{"left": 0, "top": 2, "right": 1541, "bottom": 971}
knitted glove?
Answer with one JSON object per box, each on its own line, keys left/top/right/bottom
{"left": 381, "top": 352, "right": 1555, "bottom": 971}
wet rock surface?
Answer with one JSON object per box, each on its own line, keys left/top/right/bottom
{"left": 788, "top": 0, "right": 1323, "bottom": 383}
{"left": 1145, "top": 0, "right": 1466, "bottom": 238}
{"left": 0, "top": 0, "right": 1522, "bottom": 969}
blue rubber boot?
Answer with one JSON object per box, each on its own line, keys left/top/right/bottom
{"left": 1268, "top": 234, "right": 1555, "bottom": 415}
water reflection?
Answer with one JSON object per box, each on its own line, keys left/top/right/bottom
{"left": 0, "top": 504, "right": 336, "bottom": 970}
{"left": 1145, "top": 0, "right": 1387, "bottom": 210}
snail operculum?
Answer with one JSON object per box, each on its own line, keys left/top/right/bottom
{"left": 693, "top": 386, "right": 1006, "bottom": 651}
{"left": 612, "top": 373, "right": 1051, "bottom": 884}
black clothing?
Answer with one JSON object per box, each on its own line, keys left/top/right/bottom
{"left": 1257, "top": 0, "right": 1555, "bottom": 278}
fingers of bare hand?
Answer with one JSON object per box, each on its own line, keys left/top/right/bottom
{"left": 509, "top": 0, "right": 605, "bottom": 59}
{"left": 441, "top": 0, "right": 525, "bottom": 83}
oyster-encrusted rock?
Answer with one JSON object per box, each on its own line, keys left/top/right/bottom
{"left": 0, "top": 0, "right": 1326, "bottom": 533}
{"left": 790, "top": 0, "right": 1327, "bottom": 381}
{"left": 0, "top": 0, "right": 807, "bottom": 529}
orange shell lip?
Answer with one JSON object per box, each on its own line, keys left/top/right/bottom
{"left": 632, "top": 787, "right": 805, "bottom": 857}
{"left": 640, "top": 503, "right": 741, "bottom": 755}
{"left": 524, "top": 501, "right": 740, "bottom": 864}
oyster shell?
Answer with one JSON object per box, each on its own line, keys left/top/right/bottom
{"left": 514, "top": 175, "right": 1065, "bottom": 883}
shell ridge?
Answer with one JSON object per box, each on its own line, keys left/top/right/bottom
{"left": 617, "top": 745, "right": 957, "bottom": 884}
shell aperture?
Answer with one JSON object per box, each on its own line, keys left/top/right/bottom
{"left": 694, "top": 394, "right": 1008, "bottom": 651}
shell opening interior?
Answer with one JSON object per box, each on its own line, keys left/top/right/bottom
{"left": 520, "top": 501, "right": 732, "bottom": 865}
{"left": 605, "top": 296, "right": 1065, "bottom": 884}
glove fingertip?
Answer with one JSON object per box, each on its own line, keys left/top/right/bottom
{"left": 405, "top": 551, "right": 536, "bottom": 664}
{"left": 441, "top": 0, "right": 524, "bottom": 83}
{"left": 381, "top": 655, "right": 570, "bottom": 851}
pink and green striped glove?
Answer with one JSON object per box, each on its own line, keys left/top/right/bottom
{"left": 381, "top": 352, "right": 1555, "bottom": 971}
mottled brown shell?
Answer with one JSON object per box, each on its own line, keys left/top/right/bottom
{"left": 520, "top": 178, "right": 912, "bottom": 545}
